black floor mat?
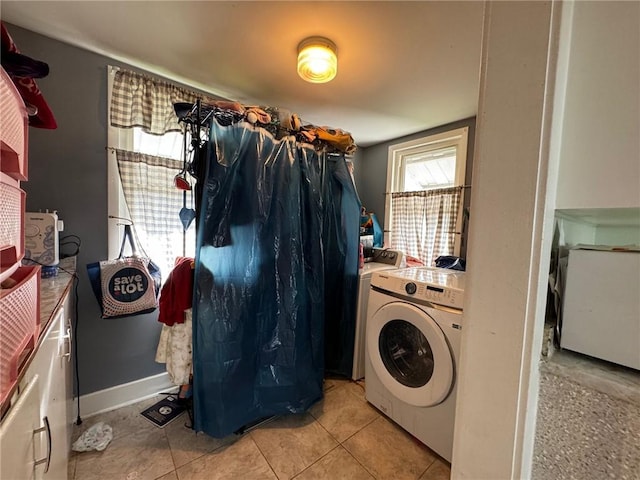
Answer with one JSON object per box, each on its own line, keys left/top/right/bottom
{"left": 140, "top": 395, "right": 186, "bottom": 428}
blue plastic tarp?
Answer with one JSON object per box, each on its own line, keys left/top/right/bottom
{"left": 322, "top": 157, "right": 361, "bottom": 376}
{"left": 193, "top": 122, "right": 359, "bottom": 437}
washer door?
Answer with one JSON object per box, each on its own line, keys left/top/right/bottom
{"left": 368, "top": 301, "right": 454, "bottom": 407}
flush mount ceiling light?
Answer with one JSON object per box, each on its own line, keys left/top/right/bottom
{"left": 297, "top": 36, "right": 338, "bottom": 84}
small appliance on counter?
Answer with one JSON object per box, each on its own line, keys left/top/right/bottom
{"left": 23, "top": 210, "right": 64, "bottom": 277}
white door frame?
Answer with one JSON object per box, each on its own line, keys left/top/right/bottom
{"left": 451, "top": 2, "right": 562, "bottom": 479}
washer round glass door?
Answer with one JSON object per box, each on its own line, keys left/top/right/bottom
{"left": 368, "top": 302, "right": 454, "bottom": 407}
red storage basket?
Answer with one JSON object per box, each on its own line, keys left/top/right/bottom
{"left": 0, "top": 265, "right": 40, "bottom": 405}
{"left": 0, "top": 67, "right": 29, "bottom": 181}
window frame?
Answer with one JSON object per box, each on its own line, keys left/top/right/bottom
{"left": 107, "top": 65, "right": 131, "bottom": 259}
{"left": 384, "top": 126, "right": 468, "bottom": 256}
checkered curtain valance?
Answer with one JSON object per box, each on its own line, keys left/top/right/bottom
{"left": 110, "top": 68, "right": 212, "bottom": 135}
{"left": 390, "top": 186, "right": 462, "bottom": 267}
{"left": 116, "top": 149, "right": 195, "bottom": 278}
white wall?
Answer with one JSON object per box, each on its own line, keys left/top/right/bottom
{"left": 555, "top": 1, "right": 640, "bottom": 210}
{"left": 557, "top": 210, "right": 640, "bottom": 247}
{"left": 595, "top": 225, "right": 640, "bottom": 246}
{"left": 451, "top": 2, "right": 557, "bottom": 478}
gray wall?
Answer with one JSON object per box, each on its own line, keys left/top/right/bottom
{"left": 8, "top": 24, "right": 167, "bottom": 396}
{"left": 355, "top": 117, "right": 476, "bottom": 256}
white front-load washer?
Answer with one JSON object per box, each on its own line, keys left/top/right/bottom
{"left": 365, "top": 267, "right": 465, "bottom": 462}
{"left": 352, "top": 248, "right": 404, "bottom": 380}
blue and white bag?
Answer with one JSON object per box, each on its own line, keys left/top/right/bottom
{"left": 87, "top": 225, "right": 161, "bottom": 318}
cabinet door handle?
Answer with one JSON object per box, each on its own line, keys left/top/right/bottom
{"left": 33, "top": 416, "right": 52, "bottom": 473}
{"left": 62, "top": 327, "right": 72, "bottom": 361}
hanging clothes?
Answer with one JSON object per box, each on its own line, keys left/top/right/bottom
{"left": 156, "top": 309, "right": 193, "bottom": 386}
{"left": 193, "top": 122, "right": 328, "bottom": 438}
{"left": 157, "top": 256, "right": 194, "bottom": 327}
{"left": 1, "top": 22, "right": 57, "bottom": 129}
{"left": 155, "top": 257, "right": 195, "bottom": 386}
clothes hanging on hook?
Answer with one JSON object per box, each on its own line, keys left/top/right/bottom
{"left": 158, "top": 256, "right": 194, "bottom": 327}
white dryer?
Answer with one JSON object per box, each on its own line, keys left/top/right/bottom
{"left": 352, "top": 248, "right": 404, "bottom": 380}
{"left": 365, "top": 267, "right": 465, "bottom": 462}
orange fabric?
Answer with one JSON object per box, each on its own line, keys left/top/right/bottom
{"left": 404, "top": 255, "right": 425, "bottom": 268}
{"left": 314, "top": 127, "right": 356, "bottom": 154}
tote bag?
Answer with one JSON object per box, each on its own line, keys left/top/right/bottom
{"left": 87, "top": 225, "right": 161, "bottom": 318}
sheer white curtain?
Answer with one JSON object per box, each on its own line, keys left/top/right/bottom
{"left": 389, "top": 186, "right": 462, "bottom": 266}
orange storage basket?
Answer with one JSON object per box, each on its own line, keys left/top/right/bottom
{"left": 0, "top": 265, "right": 41, "bottom": 405}
{"left": 0, "top": 174, "right": 25, "bottom": 283}
{"left": 0, "top": 67, "right": 29, "bottom": 181}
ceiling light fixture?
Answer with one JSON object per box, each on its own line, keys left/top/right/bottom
{"left": 297, "top": 36, "right": 337, "bottom": 84}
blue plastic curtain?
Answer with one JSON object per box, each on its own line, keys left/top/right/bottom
{"left": 322, "top": 158, "right": 361, "bottom": 376}
{"left": 193, "top": 122, "right": 359, "bottom": 437}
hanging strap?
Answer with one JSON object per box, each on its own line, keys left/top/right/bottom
{"left": 118, "top": 224, "right": 141, "bottom": 258}
{"left": 181, "top": 122, "right": 189, "bottom": 255}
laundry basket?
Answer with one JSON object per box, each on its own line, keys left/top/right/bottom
{"left": 0, "top": 177, "right": 26, "bottom": 283}
{"left": 0, "top": 265, "right": 41, "bottom": 405}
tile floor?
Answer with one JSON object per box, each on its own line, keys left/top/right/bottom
{"left": 69, "top": 377, "right": 450, "bottom": 480}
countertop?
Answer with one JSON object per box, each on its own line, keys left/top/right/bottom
{"left": 39, "top": 256, "right": 76, "bottom": 334}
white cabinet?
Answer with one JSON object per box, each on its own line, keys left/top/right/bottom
{"left": 28, "top": 297, "right": 73, "bottom": 480}
{"left": 0, "top": 292, "right": 73, "bottom": 480}
{"left": 0, "top": 375, "right": 42, "bottom": 480}
{"left": 561, "top": 249, "right": 640, "bottom": 370}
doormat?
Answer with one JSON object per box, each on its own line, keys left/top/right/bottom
{"left": 140, "top": 395, "right": 186, "bottom": 428}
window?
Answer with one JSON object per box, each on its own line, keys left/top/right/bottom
{"left": 107, "top": 66, "right": 202, "bottom": 281}
{"left": 385, "top": 127, "right": 468, "bottom": 266}
{"left": 132, "top": 128, "right": 183, "bottom": 161}
{"left": 401, "top": 145, "right": 458, "bottom": 190}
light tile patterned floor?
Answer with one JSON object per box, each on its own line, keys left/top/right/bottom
{"left": 69, "top": 378, "right": 450, "bottom": 480}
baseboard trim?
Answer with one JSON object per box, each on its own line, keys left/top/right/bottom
{"left": 78, "top": 372, "right": 175, "bottom": 419}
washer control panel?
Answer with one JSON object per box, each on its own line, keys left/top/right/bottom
{"left": 405, "top": 282, "right": 417, "bottom": 295}
{"left": 371, "top": 267, "right": 465, "bottom": 310}
{"left": 366, "top": 248, "right": 404, "bottom": 267}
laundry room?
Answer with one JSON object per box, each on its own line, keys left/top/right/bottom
{"left": 1, "top": 2, "right": 639, "bottom": 480}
